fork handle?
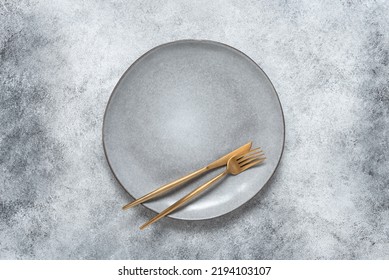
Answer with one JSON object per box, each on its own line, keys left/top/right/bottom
{"left": 122, "top": 166, "right": 209, "bottom": 210}
{"left": 140, "top": 170, "right": 228, "bottom": 229}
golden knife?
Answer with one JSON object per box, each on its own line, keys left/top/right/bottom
{"left": 122, "top": 141, "right": 252, "bottom": 210}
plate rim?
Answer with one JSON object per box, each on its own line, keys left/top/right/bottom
{"left": 102, "top": 39, "right": 285, "bottom": 221}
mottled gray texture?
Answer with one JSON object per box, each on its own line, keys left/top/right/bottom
{"left": 0, "top": 0, "right": 388, "bottom": 259}
{"left": 104, "top": 40, "right": 284, "bottom": 220}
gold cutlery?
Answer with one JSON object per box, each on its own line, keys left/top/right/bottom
{"left": 122, "top": 141, "right": 253, "bottom": 210}
{"left": 140, "top": 148, "right": 265, "bottom": 229}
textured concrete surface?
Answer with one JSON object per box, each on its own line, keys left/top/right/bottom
{"left": 1, "top": 0, "right": 388, "bottom": 259}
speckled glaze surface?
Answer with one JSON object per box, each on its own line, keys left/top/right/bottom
{"left": 103, "top": 40, "right": 284, "bottom": 220}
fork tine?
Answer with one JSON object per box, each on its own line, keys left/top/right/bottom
{"left": 236, "top": 148, "right": 261, "bottom": 160}
{"left": 239, "top": 156, "right": 263, "bottom": 167}
{"left": 240, "top": 157, "right": 266, "bottom": 167}
{"left": 240, "top": 149, "right": 263, "bottom": 157}
{"left": 238, "top": 149, "right": 264, "bottom": 160}
{"left": 241, "top": 158, "right": 266, "bottom": 171}
{"left": 237, "top": 151, "right": 264, "bottom": 164}
{"left": 238, "top": 155, "right": 264, "bottom": 165}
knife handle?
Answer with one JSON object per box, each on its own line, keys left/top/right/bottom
{"left": 122, "top": 166, "right": 209, "bottom": 210}
{"left": 140, "top": 170, "right": 228, "bottom": 229}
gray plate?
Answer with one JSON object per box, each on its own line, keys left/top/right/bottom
{"left": 103, "top": 40, "right": 284, "bottom": 220}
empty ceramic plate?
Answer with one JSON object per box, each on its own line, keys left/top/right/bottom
{"left": 103, "top": 40, "right": 284, "bottom": 220}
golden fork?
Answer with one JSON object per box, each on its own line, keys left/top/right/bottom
{"left": 140, "top": 148, "right": 266, "bottom": 229}
{"left": 122, "top": 142, "right": 252, "bottom": 210}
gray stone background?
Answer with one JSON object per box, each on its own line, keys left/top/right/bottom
{"left": 1, "top": 0, "right": 388, "bottom": 259}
